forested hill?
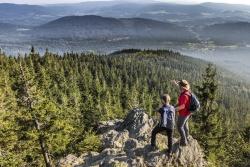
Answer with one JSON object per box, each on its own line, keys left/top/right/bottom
{"left": 34, "top": 15, "right": 195, "bottom": 41}
{"left": 200, "top": 21, "right": 250, "bottom": 44}
{"left": 0, "top": 49, "right": 249, "bottom": 166}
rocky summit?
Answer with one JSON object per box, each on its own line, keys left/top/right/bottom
{"left": 58, "top": 109, "right": 207, "bottom": 167}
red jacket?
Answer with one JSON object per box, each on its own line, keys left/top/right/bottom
{"left": 178, "top": 90, "right": 191, "bottom": 117}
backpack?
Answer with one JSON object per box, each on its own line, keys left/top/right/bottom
{"left": 159, "top": 105, "right": 175, "bottom": 128}
{"left": 188, "top": 93, "right": 200, "bottom": 113}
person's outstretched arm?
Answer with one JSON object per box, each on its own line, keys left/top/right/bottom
{"left": 171, "top": 80, "right": 182, "bottom": 112}
{"left": 171, "top": 80, "right": 179, "bottom": 87}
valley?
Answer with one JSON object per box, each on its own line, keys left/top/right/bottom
{"left": 1, "top": 1, "right": 250, "bottom": 82}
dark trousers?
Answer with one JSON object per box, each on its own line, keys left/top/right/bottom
{"left": 151, "top": 125, "right": 173, "bottom": 152}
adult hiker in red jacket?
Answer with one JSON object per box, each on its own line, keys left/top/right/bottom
{"left": 172, "top": 79, "right": 191, "bottom": 146}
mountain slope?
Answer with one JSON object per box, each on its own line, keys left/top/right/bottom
{"left": 0, "top": 23, "right": 19, "bottom": 34}
{"left": 0, "top": 3, "right": 56, "bottom": 25}
{"left": 200, "top": 21, "right": 250, "bottom": 44}
{"left": 34, "top": 15, "right": 195, "bottom": 41}
{"left": 2, "top": 2, "right": 250, "bottom": 26}
{"left": 201, "top": 2, "right": 250, "bottom": 12}
{"left": 0, "top": 22, "right": 17, "bottom": 29}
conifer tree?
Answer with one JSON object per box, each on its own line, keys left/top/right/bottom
{"left": 0, "top": 68, "right": 21, "bottom": 166}
{"left": 14, "top": 62, "right": 52, "bottom": 167}
{"left": 12, "top": 61, "right": 74, "bottom": 166}
{"left": 30, "top": 45, "right": 35, "bottom": 54}
{"left": 193, "top": 64, "right": 223, "bottom": 162}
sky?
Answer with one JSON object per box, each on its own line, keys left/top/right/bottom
{"left": 0, "top": 0, "right": 250, "bottom": 5}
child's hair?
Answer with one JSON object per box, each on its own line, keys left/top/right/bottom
{"left": 162, "top": 94, "right": 171, "bottom": 103}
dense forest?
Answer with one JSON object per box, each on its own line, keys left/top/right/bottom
{"left": 0, "top": 48, "right": 249, "bottom": 166}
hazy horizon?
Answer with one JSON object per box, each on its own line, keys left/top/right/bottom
{"left": 1, "top": 0, "right": 250, "bottom": 5}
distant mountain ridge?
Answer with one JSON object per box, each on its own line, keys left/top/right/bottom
{"left": 39, "top": 15, "right": 122, "bottom": 29}
{"left": 1, "top": 1, "right": 250, "bottom": 53}
{"left": 1, "top": 1, "right": 250, "bottom": 26}
{"left": 0, "top": 3, "right": 55, "bottom": 25}
{"left": 201, "top": 2, "right": 250, "bottom": 12}
{"left": 200, "top": 21, "right": 250, "bottom": 44}
{"left": 34, "top": 15, "right": 195, "bottom": 41}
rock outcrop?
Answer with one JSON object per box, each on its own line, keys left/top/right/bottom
{"left": 58, "top": 109, "right": 206, "bottom": 167}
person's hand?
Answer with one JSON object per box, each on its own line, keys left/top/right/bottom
{"left": 171, "top": 80, "right": 179, "bottom": 86}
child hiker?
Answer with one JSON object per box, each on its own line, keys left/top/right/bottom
{"left": 150, "top": 94, "right": 175, "bottom": 154}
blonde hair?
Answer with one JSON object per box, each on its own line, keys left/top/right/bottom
{"left": 178, "top": 80, "right": 190, "bottom": 90}
{"left": 162, "top": 94, "right": 171, "bottom": 103}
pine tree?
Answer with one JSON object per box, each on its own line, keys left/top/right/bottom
{"left": 127, "top": 84, "right": 139, "bottom": 109}
{"left": 14, "top": 62, "right": 52, "bottom": 167}
{"left": 0, "top": 68, "right": 22, "bottom": 166}
{"left": 12, "top": 60, "right": 75, "bottom": 166}
{"left": 30, "top": 45, "right": 35, "bottom": 54}
{"left": 192, "top": 64, "right": 224, "bottom": 163}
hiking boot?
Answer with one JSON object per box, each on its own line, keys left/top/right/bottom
{"left": 187, "top": 136, "right": 192, "bottom": 144}
{"left": 180, "top": 142, "right": 188, "bottom": 147}
{"left": 166, "top": 149, "right": 172, "bottom": 155}
{"left": 178, "top": 140, "right": 188, "bottom": 147}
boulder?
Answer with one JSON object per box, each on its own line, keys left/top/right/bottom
{"left": 118, "top": 109, "right": 155, "bottom": 141}
{"left": 59, "top": 109, "right": 207, "bottom": 167}
{"left": 58, "top": 154, "right": 85, "bottom": 167}
{"left": 102, "top": 130, "right": 129, "bottom": 149}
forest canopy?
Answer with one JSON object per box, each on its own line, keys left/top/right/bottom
{"left": 0, "top": 49, "right": 249, "bottom": 166}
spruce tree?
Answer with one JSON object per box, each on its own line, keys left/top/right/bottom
{"left": 193, "top": 64, "right": 223, "bottom": 163}
{"left": 12, "top": 61, "right": 75, "bottom": 166}
{"left": 30, "top": 45, "right": 35, "bottom": 54}
{"left": 0, "top": 68, "right": 21, "bottom": 166}
{"left": 14, "top": 62, "right": 52, "bottom": 167}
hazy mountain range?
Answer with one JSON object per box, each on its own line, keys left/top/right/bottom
{"left": 1, "top": 1, "right": 250, "bottom": 26}
{"left": 199, "top": 22, "right": 250, "bottom": 44}
{"left": 1, "top": 1, "right": 250, "bottom": 48}
{"left": 33, "top": 15, "right": 195, "bottom": 42}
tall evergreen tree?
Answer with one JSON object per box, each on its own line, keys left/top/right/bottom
{"left": 12, "top": 61, "right": 75, "bottom": 166}
{"left": 0, "top": 68, "right": 21, "bottom": 166}
{"left": 192, "top": 64, "right": 224, "bottom": 163}
{"left": 30, "top": 45, "right": 35, "bottom": 55}
{"left": 14, "top": 62, "right": 52, "bottom": 167}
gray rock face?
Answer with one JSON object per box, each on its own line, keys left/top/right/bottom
{"left": 58, "top": 109, "right": 207, "bottom": 167}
